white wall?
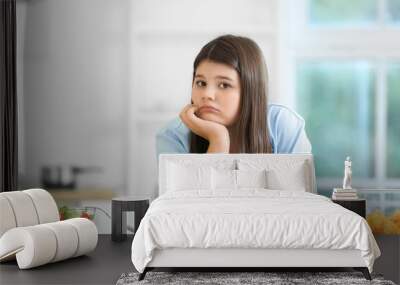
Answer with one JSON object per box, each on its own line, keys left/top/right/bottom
{"left": 19, "top": 0, "right": 130, "bottom": 193}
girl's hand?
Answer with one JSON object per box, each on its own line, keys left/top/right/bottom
{"left": 179, "top": 104, "right": 230, "bottom": 151}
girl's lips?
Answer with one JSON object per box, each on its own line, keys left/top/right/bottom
{"left": 199, "top": 106, "right": 220, "bottom": 113}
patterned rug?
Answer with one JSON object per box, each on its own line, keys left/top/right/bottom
{"left": 116, "top": 271, "right": 396, "bottom": 285}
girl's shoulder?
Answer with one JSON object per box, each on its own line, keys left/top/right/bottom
{"left": 268, "top": 103, "right": 305, "bottom": 123}
{"left": 156, "top": 116, "right": 191, "bottom": 152}
{"left": 267, "top": 103, "right": 310, "bottom": 153}
{"left": 268, "top": 103, "right": 305, "bottom": 131}
{"left": 158, "top": 116, "right": 190, "bottom": 137}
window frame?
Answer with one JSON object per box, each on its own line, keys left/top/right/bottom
{"left": 280, "top": 0, "right": 400, "bottom": 189}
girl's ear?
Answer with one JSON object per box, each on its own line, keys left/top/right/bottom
{"left": 191, "top": 99, "right": 193, "bottom": 104}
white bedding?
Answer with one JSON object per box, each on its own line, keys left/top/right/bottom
{"left": 131, "top": 189, "right": 380, "bottom": 273}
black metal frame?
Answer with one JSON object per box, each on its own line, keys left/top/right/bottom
{"left": 354, "top": 267, "right": 372, "bottom": 280}
{"left": 138, "top": 267, "right": 372, "bottom": 281}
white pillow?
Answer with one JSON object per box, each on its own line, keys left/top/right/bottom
{"left": 211, "top": 168, "right": 236, "bottom": 190}
{"left": 211, "top": 168, "right": 268, "bottom": 190}
{"left": 166, "top": 161, "right": 212, "bottom": 191}
{"left": 236, "top": 169, "right": 268, "bottom": 189}
{"left": 237, "top": 159, "right": 310, "bottom": 192}
{"left": 266, "top": 165, "right": 308, "bottom": 191}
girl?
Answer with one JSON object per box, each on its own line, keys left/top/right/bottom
{"left": 156, "top": 34, "right": 311, "bottom": 159}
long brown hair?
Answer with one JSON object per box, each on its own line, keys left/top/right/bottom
{"left": 189, "top": 34, "right": 272, "bottom": 153}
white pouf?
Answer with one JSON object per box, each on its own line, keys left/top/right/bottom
{"left": 23, "top": 189, "right": 60, "bottom": 224}
{"left": 0, "top": 189, "right": 98, "bottom": 269}
{"left": 0, "top": 196, "right": 17, "bottom": 237}
{"left": 1, "top": 191, "right": 39, "bottom": 227}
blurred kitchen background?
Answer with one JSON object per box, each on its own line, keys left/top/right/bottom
{"left": 15, "top": 0, "right": 400, "bottom": 239}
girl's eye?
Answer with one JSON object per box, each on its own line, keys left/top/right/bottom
{"left": 195, "top": 80, "right": 206, "bottom": 87}
{"left": 219, "top": 82, "right": 231, "bottom": 89}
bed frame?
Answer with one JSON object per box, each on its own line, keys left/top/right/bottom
{"left": 137, "top": 154, "right": 372, "bottom": 281}
{"left": 138, "top": 248, "right": 371, "bottom": 280}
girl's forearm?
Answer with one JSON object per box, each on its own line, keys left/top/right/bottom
{"left": 207, "top": 136, "right": 230, "bottom": 153}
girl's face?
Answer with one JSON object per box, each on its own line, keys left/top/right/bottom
{"left": 192, "top": 60, "right": 241, "bottom": 127}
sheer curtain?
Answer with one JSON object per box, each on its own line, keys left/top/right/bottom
{"left": 0, "top": 0, "right": 18, "bottom": 192}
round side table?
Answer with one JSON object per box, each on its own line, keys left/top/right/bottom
{"left": 111, "top": 196, "right": 150, "bottom": 242}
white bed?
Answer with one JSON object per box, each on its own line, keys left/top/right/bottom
{"left": 131, "top": 154, "right": 381, "bottom": 281}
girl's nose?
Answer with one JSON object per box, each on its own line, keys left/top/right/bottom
{"left": 201, "top": 88, "right": 215, "bottom": 101}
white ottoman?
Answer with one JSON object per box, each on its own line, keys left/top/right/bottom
{"left": 0, "top": 189, "right": 98, "bottom": 269}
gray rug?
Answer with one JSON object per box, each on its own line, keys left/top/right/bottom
{"left": 116, "top": 271, "right": 396, "bottom": 285}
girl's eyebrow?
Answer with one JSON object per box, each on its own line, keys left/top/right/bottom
{"left": 195, "top": 74, "right": 234, "bottom": 82}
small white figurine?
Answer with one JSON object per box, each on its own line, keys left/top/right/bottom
{"left": 342, "top": 156, "right": 352, "bottom": 190}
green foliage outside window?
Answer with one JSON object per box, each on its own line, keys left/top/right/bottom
{"left": 297, "top": 61, "right": 376, "bottom": 178}
{"left": 309, "top": 0, "right": 400, "bottom": 25}
{"left": 309, "top": 0, "right": 377, "bottom": 25}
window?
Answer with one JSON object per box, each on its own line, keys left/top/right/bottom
{"left": 387, "top": 63, "right": 400, "bottom": 178}
{"left": 309, "top": 0, "right": 400, "bottom": 26}
{"left": 297, "top": 61, "right": 376, "bottom": 178}
{"left": 285, "top": 0, "right": 400, "bottom": 190}
{"left": 309, "top": 0, "right": 377, "bottom": 26}
{"left": 387, "top": 0, "right": 400, "bottom": 23}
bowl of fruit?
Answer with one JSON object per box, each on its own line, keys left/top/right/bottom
{"left": 59, "top": 206, "right": 96, "bottom": 221}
